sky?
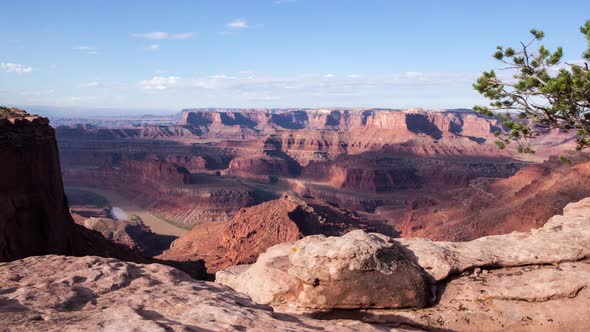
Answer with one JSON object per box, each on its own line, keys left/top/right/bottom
{"left": 1, "top": 0, "right": 590, "bottom": 114}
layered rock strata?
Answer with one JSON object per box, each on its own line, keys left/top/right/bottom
{"left": 0, "top": 108, "right": 206, "bottom": 279}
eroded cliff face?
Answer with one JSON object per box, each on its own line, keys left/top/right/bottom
{"left": 399, "top": 156, "right": 590, "bottom": 241}
{"left": 0, "top": 108, "right": 206, "bottom": 278}
{"left": 180, "top": 108, "right": 502, "bottom": 137}
{"left": 0, "top": 111, "right": 74, "bottom": 260}
{"left": 63, "top": 160, "right": 257, "bottom": 228}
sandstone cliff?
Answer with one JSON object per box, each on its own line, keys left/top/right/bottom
{"left": 0, "top": 109, "right": 91, "bottom": 260}
{"left": 0, "top": 108, "right": 206, "bottom": 279}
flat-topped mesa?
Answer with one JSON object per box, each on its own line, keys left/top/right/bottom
{"left": 180, "top": 108, "right": 503, "bottom": 138}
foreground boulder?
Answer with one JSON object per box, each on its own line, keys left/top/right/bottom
{"left": 364, "top": 261, "right": 590, "bottom": 331}
{"left": 217, "top": 231, "right": 430, "bottom": 313}
{"left": 0, "top": 255, "right": 402, "bottom": 331}
{"left": 218, "top": 197, "right": 590, "bottom": 330}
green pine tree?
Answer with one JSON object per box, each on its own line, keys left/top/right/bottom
{"left": 474, "top": 20, "right": 590, "bottom": 153}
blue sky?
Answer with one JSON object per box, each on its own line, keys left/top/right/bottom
{"left": 1, "top": 0, "right": 590, "bottom": 114}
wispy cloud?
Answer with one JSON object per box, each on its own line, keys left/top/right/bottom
{"left": 1, "top": 62, "right": 33, "bottom": 74}
{"left": 72, "top": 45, "right": 99, "bottom": 55}
{"left": 226, "top": 19, "right": 248, "bottom": 29}
{"left": 147, "top": 44, "right": 161, "bottom": 51}
{"left": 274, "top": 0, "right": 296, "bottom": 4}
{"left": 130, "top": 32, "right": 193, "bottom": 40}
{"left": 139, "top": 76, "right": 183, "bottom": 90}
{"left": 137, "top": 71, "right": 477, "bottom": 94}
{"left": 79, "top": 81, "right": 102, "bottom": 88}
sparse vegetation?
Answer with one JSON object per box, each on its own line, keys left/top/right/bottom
{"left": 474, "top": 20, "right": 590, "bottom": 153}
{"left": 0, "top": 106, "right": 30, "bottom": 119}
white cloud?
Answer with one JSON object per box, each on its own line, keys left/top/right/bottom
{"left": 79, "top": 81, "right": 102, "bottom": 88}
{"left": 274, "top": 0, "right": 296, "bottom": 4}
{"left": 131, "top": 32, "right": 193, "bottom": 40}
{"left": 139, "top": 76, "right": 182, "bottom": 90}
{"left": 147, "top": 44, "right": 161, "bottom": 51}
{"left": 1, "top": 62, "right": 33, "bottom": 74}
{"left": 137, "top": 71, "right": 478, "bottom": 95}
{"left": 226, "top": 19, "right": 248, "bottom": 29}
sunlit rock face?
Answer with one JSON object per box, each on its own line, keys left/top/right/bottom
{"left": 159, "top": 195, "right": 371, "bottom": 272}
{"left": 0, "top": 255, "right": 400, "bottom": 332}
{"left": 217, "top": 197, "right": 590, "bottom": 330}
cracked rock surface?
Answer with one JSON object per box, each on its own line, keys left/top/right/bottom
{"left": 218, "top": 197, "right": 590, "bottom": 330}
{"left": 0, "top": 255, "right": 408, "bottom": 332}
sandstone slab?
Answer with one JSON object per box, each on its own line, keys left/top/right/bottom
{"left": 0, "top": 255, "right": 405, "bottom": 332}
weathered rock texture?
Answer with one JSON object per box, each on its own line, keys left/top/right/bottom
{"left": 0, "top": 109, "right": 206, "bottom": 279}
{"left": 217, "top": 197, "right": 590, "bottom": 330}
{"left": 0, "top": 110, "right": 99, "bottom": 261}
{"left": 0, "top": 255, "right": 401, "bottom": 332}
{"left": 160, "top": 195, "right": 373, "bottom": 272}
{"left": 217, "top": 231, "right": 430, "bottom": 313}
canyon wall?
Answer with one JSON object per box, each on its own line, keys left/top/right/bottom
{"left": 55, "top": 108, "right": 579, "bottom": 240}
{"left": 63, "top": 162, "right": 257, "bottom": 228}
{"left": 0, "top": 111, "right": 76, "bottom": 260}
{"left": 0, "top": 108, "right": 206, "bottom": 278}
{"left": 399, "top": 156, "right": 590, "bottom": 240}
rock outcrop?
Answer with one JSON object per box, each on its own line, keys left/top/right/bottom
{"left": 160, "top": 195, "right": 372, "bottom": 272}
{"left": 217, "top": 197, "right": 590, "bottom": 330}
{"left": 218, "top": 231, "right": 430, "bottom": 313}
{"left": 0, "top": 255, "right": 400, "bottom": 332}
{"left": 0, "top": 109, "right": 100, "bottom": 261}
{"left": 0, "top": 108, "right": 206, "bottom": 279}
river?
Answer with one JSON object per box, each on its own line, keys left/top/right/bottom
{"left": 67, "top": 186, "right": 188, "bottom": 237}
